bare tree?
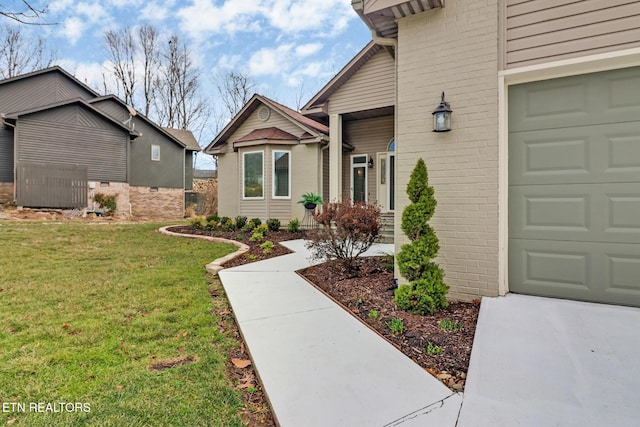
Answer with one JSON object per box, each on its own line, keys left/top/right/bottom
{"left": 216, "top": 70, "right": 254, "bottom": 117}
{"left": 138, "top": 25, "right": 159, "bottom": 117}
{"left": 154, "top": 35, "right": 208, "bottom": 131}
{"left": 0, "top": 24, "right": 55, "bottom": 79}
{"left": 0, "top": 1, "right": 48, "bottom": 25}
{"left": 105, "top": 27, "right": 137, "bottom": 107}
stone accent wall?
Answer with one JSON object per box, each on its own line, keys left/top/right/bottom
{"left": 129, "top": 186, "right": 184, "bottom": 219}
{"left": 395, "top": 1, "right": 500, "bottom": 301}
{"left": 0, "top": 182, "right": 13, "bottom": 203}
{"left": 89, "top": 182, "right": 131, "bottom": 218}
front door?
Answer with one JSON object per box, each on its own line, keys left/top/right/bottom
{"left": 351, "top": 155, "right": 367, "bottom": 203}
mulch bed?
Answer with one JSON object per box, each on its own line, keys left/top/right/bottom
{"left": 298, "top": 257, "right": 480, "bottom": 392}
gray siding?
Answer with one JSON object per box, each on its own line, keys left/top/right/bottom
{"left": 0, "top": 127, "right": 13, "bottom": 182}
{"left": 328, "top": 49, "right": 395, "bottom": 115}
{"left": 16, "top": 105, "right": 128, "bottom": 182}
{"left": 185, "top": 151, "right": 194, "bottom": 191}
{"left": 505, "top": 0, "right": 640, "bottom": 68}
{"left": 128, "top": 119, "right": 184, "bottom": 188}
{"left": 0, "top": 71, "right": 95, "bottom": 114}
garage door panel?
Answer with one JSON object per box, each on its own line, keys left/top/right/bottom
{"left": 510, "top": 240, "right": 640, "bottom": 306}
{"left": 510, "top": 183, "right": 640, "bottom": 244}
{"left": 510, "top": 122, "right": 640, "bottom": 185}
{"left": 509, "top": 66, "right": 640, "bottom": 132}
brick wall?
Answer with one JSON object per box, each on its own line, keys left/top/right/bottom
{"left": 89, "top": 182, "right": 130, "bottom": 218}
{"left": 129, "top": 186, "right": 184, "bottom": 219}
{"left": 0, "top": 182, "right": 13, "bottom": 203}
{"left": 395, "top": 0, "right": 500, "bottom": 301}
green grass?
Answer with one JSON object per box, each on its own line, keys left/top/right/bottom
{"left": 0, "top": 221, "right": 245, "bottom": 426}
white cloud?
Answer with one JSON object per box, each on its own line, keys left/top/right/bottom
{"left": 295, "top": 43, "right": 322, "bottom": 58}
{"left": 62, "top": 17, "right": 87, "bottom": 45}
{"left": 248, "top": 44, "right": 294, "bottom": 76}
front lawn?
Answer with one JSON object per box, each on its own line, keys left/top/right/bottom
{"left": 0, "top": 221, "right": 246, "bottom": 426}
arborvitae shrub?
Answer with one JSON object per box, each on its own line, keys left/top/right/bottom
{"left": 266, "top": 218, "right": 281, "bottom": 232}
{"left": 395, "top": 158, "right": 449, "bottom": 315}
{"left": 234, "top": 216, "right": 248, "bottom": 230}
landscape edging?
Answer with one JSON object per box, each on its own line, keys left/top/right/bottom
{"left": 158, "top": 226, "right": 250, "bottom": 275}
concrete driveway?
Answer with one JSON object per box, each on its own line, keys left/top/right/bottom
{"left": 458, "top": 294, "right": 640, "bottom": 426}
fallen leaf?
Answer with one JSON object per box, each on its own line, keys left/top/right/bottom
{"left": 116, "top": 385, "right": 124, "bottom": 390}
{"left": 240, "top": 342, "right": 245, "bottom": 354}
{"left": 238, "top": 381, "right": 254, "bottom": 389}
{"left": 182, "top": 331, "right": 188, "bottom": 337}
{"left": 231, "top": 358, "right": 251, "bottom": 369}
{"left": 220, "top": 309, "right": 231, "bottom": 315}
{"left": 7, "top": 418, "right": 17, "bottom": 425}
{"left": 62, "top": 324, "right": 70, "bottom": 329}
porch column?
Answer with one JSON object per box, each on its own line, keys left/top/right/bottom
{"left": 329, "top": 113, "right": 343, "bottom": 202}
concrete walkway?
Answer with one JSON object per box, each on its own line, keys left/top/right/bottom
{"left": 458, "top": 294, "right": 640, "bottom": 427}
{"left": 219, "top": 240, "right": 462, "bottom": 427}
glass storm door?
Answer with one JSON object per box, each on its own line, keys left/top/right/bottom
{"left": 351, "top": 155, "right": 367, "bottom": 203}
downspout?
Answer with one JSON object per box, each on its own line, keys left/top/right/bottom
{"left": 1, "top": 115, "right": 17, "bottom": 202}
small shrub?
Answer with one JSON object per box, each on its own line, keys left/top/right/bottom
{"left": 220, "top": 218, "right": 236, "bottom": 231}
{"left": 255, "top": 224, "right": 269, "bottom": 235}
{"left": 266, "top": 218, "right": 281, "bottom": 232}
{"left": 245, "top": 254, "right": 257, "bottom": 261}
{"left": 220, "top": 216, "right": 231, "bottom": 226}
{"left": 260, "top": 240, "right": 273, "bottom": 254}
{"left": 368, "top": 310, "right": 379, "bottom": 319}
{"left": 189, "top": 216, "right": 206, "bottom": 229}
{"left": 427, "top": 341, "right": 442, "bottom": 356}
{"left": 382, "top": 253, "right": 394, "bottom": 272}
{"left": 93, "top": 193, "right": 118, "bottom": 216}
{"left": 234, "top": 216, "right": 248, "bottom": 230}
{"left": 387, "top": 318, "right": 404, "bottom": 335}
{"left": 306, "top": 200, "right": 381, "bottom": 272}
{"left": 287, "top": 218, "right": 300, "bottom": 233}
{"left": 205, "top": 220, "right": 217, "bottom": 231}
{"left": 206, "top": 213, "right": 220, "bottom": 223}
{"left": 249, "top": 231, "right": 264, "bottom": 242}
{"left": 235, "top": 234, "right": 245, "bottom": 241}
{"left": 242, "top": 218, "right": 262, "bottom": 232}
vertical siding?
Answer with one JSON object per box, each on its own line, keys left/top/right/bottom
{"left": 185, "top": 151, "right": 194, "bottom": 191}
{"left": 396, "top": 0, "right": 500, "bottom": 300}
{"left": 0, "top": 71, "right": 95, "bottom": 114}
{"left": 16, "top": 106, "right": 128, "bottom": 182}
{"left": 328, "top": 50, "right": 396, "bottom": 115}
{"left": 0, "top": 127, "right": 13, "bottom": 182}
{"left": 341, "top": 116, "right": 394, "bottom": 204}
{"left": 505, "top": 0, "right": 640, "bottom": 68}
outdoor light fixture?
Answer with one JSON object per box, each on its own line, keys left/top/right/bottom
{"left": 368, "top": 156, "right": 374, "bottom": 168}
{"left": 432, "top": 91, "right": 452, "bottom": 132}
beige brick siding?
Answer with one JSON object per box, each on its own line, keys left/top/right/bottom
{"left": 0, "top": 182, "right": 12, "bottom": 203}
{"left": 395, "top": 1, "right": 500, "bottom": 301}
{"left": 89, "top": 182, "right": 130, "bottom": 218}
{"left": 129, "top": 186, "right": 184, "bottom": 219}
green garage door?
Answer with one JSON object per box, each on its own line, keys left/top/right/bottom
{"left": 509, "top": 67, "right": 640, "bottom": 307}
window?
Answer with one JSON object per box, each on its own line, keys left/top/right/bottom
{"left": 151, "top": 145, "right": 160, "bottom": 161}
{"left": 243, "top": 151, "right": 264, "bottom": 199}
{"left": 272, "top": 150, "right": 290, "bottom": 199}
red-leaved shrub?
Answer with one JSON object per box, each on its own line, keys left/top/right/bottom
{"left": 306, "top": 200, "right": 381, "bottom": 272}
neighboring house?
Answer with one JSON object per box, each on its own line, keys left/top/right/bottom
{"left": 0, "top": 66, "right": 199, "bottom": 218}
{"left": 206, "top": 94, "right": 330, "bottom": 223}
{"left": 348, "top": 0, "right": 640, "bottom": 307}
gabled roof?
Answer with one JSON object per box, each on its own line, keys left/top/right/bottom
{"left": 205, "top": 94, "right": 329, "bottom": 154}
{"left": 0, "top": 65, "right": 100, "bottom": 98}
{"left": 235, "top": 127, "right": 299, "bottom": 143}
{"left": 88, "top": 95, "right": 196, "bottom": 150}
{"left": 162, "top": 127, "right": 201, "bottom": 152}
{"left": 351, "top": 0, "right": 444, "bottom": 39}
{"left": 3, "top": 98, "right": 138, "bottom": 138}
{"left": 301, "top": 41, "right": 383, "bottom": 116}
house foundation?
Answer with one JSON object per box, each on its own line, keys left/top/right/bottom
{"left": 129, "top": 186, "right": 184, "bottom": 219}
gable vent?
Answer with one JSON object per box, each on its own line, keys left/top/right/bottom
{"left": 257, "top": 106, "right": 271, "bottom": 122}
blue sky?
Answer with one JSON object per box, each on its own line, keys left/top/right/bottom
{"left": 22, "top": 1, "right": 371, "bottom": 133}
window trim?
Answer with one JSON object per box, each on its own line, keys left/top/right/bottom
{"left": 242, "top": 150, "right": 265, "bottom": 200}
{"left": 272, "top": 150, "right": 291, "bottom": 200}
{"left": 151, "top": 144, "right": 161, "bottom": 161}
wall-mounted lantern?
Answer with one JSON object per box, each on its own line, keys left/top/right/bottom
{"left": 432, "top": 91, "right": 452, "bottom": 132}
{"left": 368, "top": 156, "right": 374, "bottom": 168}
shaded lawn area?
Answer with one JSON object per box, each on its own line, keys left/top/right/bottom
{"left": 0, "top": 221, "right": 246, "bottom": 426}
